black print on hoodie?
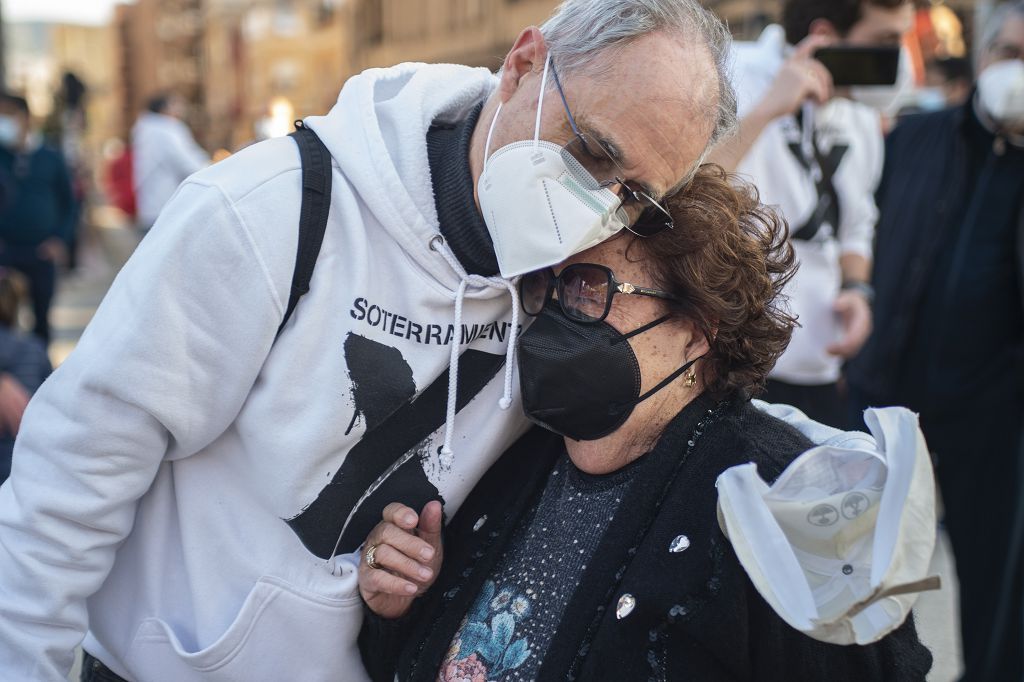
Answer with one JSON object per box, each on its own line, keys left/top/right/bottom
{"left": 785, "top": 134, "right": 849, "bottom": 242}
{"left": 286, "top": 333, "right": 506, "bottom": 558}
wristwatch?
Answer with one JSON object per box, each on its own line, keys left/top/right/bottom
{"left": 841, "top": 280, "right": 875, "bottom": 305}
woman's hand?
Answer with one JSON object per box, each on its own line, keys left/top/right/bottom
{"left": 358, "top": 500, "right": 443, "bottom": 620}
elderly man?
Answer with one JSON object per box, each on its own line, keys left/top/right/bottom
{"left": 848, "top": 4, "right": 1024, "bottom": 679}
{"left": 0, "top": 2, "right": 736, "bottom": 679}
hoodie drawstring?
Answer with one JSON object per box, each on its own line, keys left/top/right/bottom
{"left": 430, "top": 235, "right": 519, "bottom": 468}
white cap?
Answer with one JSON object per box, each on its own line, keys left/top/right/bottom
{"left": 716, "top": 406, "right": 940, "bottom": 645}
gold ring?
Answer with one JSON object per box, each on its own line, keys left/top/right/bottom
{"left": 364, "top": 543, "right": 382, "bottom": 570}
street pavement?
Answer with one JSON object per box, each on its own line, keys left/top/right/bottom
{"left": 53, "top": 217, "right": 962, "bottom": 681}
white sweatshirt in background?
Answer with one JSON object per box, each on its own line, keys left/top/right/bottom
{"left": 132, "top": 111, "right": 210, "bottom": 226}
{"left": 732, "top": 26, "right": 884, "bottom": 386}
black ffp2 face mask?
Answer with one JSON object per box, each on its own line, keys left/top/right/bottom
{"left": 517, "top": 302, "right": 699, "bottom": 441}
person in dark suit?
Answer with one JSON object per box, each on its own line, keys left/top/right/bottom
{"left": 847, "top": 5, "right": 1024, "bottom": 679}
{"left": 0, "top": 92, "right": 75, "bottom": 344}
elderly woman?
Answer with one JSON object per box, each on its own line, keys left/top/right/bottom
{"left": 355, "top": 166, "right": 932, "bottom": 681}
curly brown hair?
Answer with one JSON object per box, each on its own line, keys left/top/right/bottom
{"left": 628, "top": 164, "right": 797, "bottom": 399}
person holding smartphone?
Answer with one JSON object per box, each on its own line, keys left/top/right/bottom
{"left": 710, "top": 0, "right": 913, "bottom": 428}
{"left": 848, "top": 4, "right": 1024, "bottom": 680}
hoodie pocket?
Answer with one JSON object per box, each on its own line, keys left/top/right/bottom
{"left": 124, "top": 575, "right": 367, "bottom": 682}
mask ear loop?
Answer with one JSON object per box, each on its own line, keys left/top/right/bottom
{"left": 533, "top": 53, "right": 552, "bottom": 149}
{"left": 482, "top": 52, "right": 551, "bottom": 168}
{"left": 611, "top": 314, "right": 673, "bottom": 345}
{"left": 607, "top": 311, "right": 706, "bottom": 408}
{"left": 608, "top": 354, "right": 706, "bottom": 414}
{"left": 630, "top": 355, "right": 703, "bottom": 405}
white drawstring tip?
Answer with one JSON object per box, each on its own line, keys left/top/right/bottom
{"left": 439, "top": 446, "right": 454, "bottom": 469}
{"left": 431, "top": 238, "right": 520, "bottom": 470}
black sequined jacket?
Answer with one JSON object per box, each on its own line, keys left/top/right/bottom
{"left": 358, "top": 394, "right": 933, "bottom": 681}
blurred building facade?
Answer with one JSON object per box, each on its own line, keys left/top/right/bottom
{"left": 4, "top": 21, "right": 120, "bottom": 171}
{"left": 707, "top": 0, "right": 981, "bottom": 41}
{"left": 350, "top": 0, "right": 556, "bottom": 71}
{"left": 5, "top": 0, "right": 983, "bottom": 158}
{"left": 203, "top": 0, "right": 354, "bottom": 151}
{"left": 114, "top": 0, "right": 205, "bottom": 142}
{"left": 198, "top": 0, "right": 559, "bottom": 151}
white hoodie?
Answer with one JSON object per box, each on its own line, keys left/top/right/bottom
{"left": 0, "top": 63, "right": 531, "bottom": 681}
{"left": 0, "top": 62, "right": 885, "bottom": 682}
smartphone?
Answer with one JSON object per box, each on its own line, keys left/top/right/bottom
{"left": 813, "top": 46, "right": 900, "bottom": 87}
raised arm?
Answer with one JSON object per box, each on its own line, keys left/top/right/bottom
{"left": 709, "top": 35, "right": 834, "bottom": 172}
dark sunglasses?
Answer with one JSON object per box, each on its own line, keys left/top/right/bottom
{"left": 520, "top": 263, "right": 679, "bottom": 324}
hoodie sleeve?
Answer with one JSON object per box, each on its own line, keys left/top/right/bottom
{"left": 0, "top": 179, "right": 285, "bottom": 680}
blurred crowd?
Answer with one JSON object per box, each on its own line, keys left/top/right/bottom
{"left": 0, "top": 0, "right": 1020, "bottom": 680}
{"left": 710, "top": 3, "right": 1024, "bottom": 680}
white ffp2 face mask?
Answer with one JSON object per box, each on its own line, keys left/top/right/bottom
{"left": 477, "top": 56, "right": 626, "bottom": 279}
{"left": 977, "top": 59, "right": 1024, "bottom": 128}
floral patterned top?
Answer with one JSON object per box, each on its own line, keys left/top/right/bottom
{"left": 437, "top": 452, "right": 645, "bottom": 681}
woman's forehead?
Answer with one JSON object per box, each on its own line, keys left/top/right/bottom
{"left": 561, "top": 235, "right": 644, "bottom": 278}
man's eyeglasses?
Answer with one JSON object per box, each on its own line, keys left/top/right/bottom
{"left": 520, "top": 263, "right": 679, "bottom": 324}
{"left": 549, "top": 61, "right": 675, "bottom": 238}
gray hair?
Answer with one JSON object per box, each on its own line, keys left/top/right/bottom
{"left": 981, "top": 1, "right": 1024, "bottom": 52}
{"left": 539, "top": 0, "right": 737, "bottom": 151}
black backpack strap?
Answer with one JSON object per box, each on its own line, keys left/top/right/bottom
{"left": 277, "top": 121, "right": 333, "bottom": 337}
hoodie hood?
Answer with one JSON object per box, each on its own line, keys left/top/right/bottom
{"left": 305, "top": 63, "right": 498, "bottom": 286}
{"left": 306, "top": 63, "right": 521, "bottom": 465}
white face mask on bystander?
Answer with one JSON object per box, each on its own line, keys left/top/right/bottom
{"left": 477, "top": 55, "right": 627, "bottom": 279}
{"left": 0, "top": 115, "right": 22, "bottom": 149}
{"left": 976, "top": 59, "right": 1024, "bottom": 129}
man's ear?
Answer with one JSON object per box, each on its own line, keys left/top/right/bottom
{"left": 497, "top": 26, "right": 549, "bottom": 104}
{"left": 808, "top": 18, "right": 841, "bottom": 41}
